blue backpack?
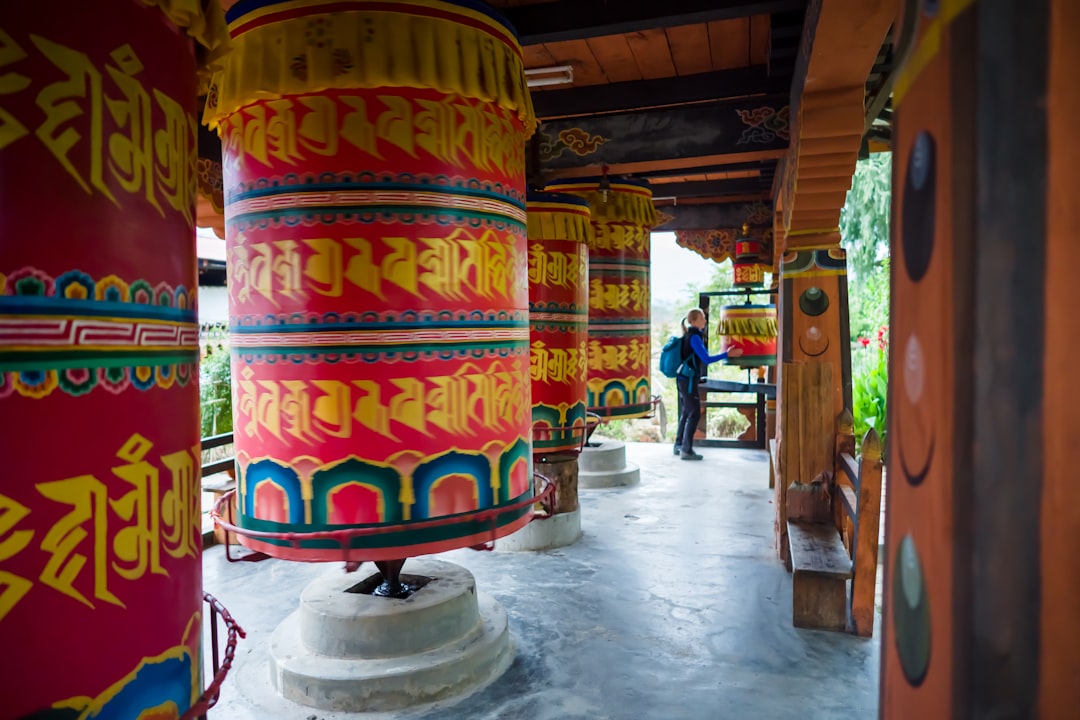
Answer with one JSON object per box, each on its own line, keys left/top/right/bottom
{"left": 659, "top": 336, "right": 685, "bottom": 378}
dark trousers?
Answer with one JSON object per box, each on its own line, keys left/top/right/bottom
{"left": 675, "top": 375, "right": 700, "bottom": 453}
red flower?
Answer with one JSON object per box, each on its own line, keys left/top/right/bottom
{"left": 858, "top": 337, "right": 870, "bottom": 347}
{"left": 876, "top": 325, "right": 889, "bottom": 350}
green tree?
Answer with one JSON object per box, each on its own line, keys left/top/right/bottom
{"left": 840, "top": 153, "right": 892, "bottom": 450}
{"left": 840, "top": 153, "right": 892, "bottom": 285}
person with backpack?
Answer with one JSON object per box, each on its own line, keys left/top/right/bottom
{"left": 672, "top": 308, "right": 741, "bottom": 460}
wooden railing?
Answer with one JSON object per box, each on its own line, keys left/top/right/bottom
{"left": 782, "top": 409, "right": 885, "bottom": 635}
{"left": 201, "top": 432, "right": 235, "bottom": 548}
{"left": 832, "top": 410, "right": 884, "bottom": 637}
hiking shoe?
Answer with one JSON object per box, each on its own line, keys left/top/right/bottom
{"left": 680, "top": 451, "right": 703, "bottom": 461}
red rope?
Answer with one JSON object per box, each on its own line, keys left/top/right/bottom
{"left": 180, "top": 592, "right": 246, "bottom": 719}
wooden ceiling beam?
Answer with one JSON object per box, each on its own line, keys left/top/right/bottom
{"left": 653, "top": 200, "right": 774, "bottom": 231}
{"left": 637, "top": 161, "right": 777, "bottom": 180}
{"left": 649, "top": 177, "right": 773, "bottom": 199}
{"left": 538, "top": 94, "right": 790, "bottom": 172}
{"left": 532, "top": 66, "right": 789, "bottom": 119}
{"left": 505, "top": 0, "right": 808, "bottom": 46}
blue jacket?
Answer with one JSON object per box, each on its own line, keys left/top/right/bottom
{"left": 679, "top": 326, "right": 728, "bottom": 379}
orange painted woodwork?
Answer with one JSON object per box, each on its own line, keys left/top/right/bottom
{"left": 527, "top": 193, "right": 592, "bottom": 455}
{"left": 204, "top": 0, "right": 537, "bottom": 561}
{"left": 1043, "top": 0, "right": 1080, "bottom": 713}
{"left": 544, "top": 178, "right": 658, "bottom": 419}
{"left": 779, "top": 248, "right": 852, "bottom": 422}
{"left": 0, "top": 2, "right": 210, "bottom": 716}
{"left": 880, "top": 4, "right": 970, "bottom": 714}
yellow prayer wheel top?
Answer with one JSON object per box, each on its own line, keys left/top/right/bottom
{"left": 543, "top": 177, "right": 659, "bottom": 227}
{"left": 526, "top": 191, "right": 595, "bottom": 245}
{"left": 203, "top": 0, "right": 537, "bottom": 137}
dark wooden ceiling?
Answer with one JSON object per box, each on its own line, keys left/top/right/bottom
{"left": 481, "top": 0, "right": 822, "bottom": 221}
{"left": 203, "top": 0, "right": 895, "bottom": 236}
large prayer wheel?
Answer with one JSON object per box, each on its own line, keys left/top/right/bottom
{"left": 0, "top": 2, "right": 224, "bottom": 716}
{"left": 527, "top": 192, "right": 592, "bottom": 455}
{"left": 544, "top": 178, "right": 657, "bottom": 419}
{"left": 717, "top": 304, "right": 778, "bottom": 367}
{"left": 204, "top": 0, "right": 537, "bottom": 561}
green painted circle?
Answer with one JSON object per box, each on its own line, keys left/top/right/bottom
{"left": 892, "top": 534, "right": 932, "bottom": 686}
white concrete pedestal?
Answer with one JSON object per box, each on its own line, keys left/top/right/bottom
{"left": 267, "top": 559, "right": 512, "bottom": 712}
{"left": 498, "top": 508, "right": 582, "bottom": 551}
{"left": 578, "top": 438, "right": 640, "bottom": 488}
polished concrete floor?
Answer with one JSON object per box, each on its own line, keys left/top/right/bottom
{"left": 202, "top": 441, "right": 883, "bottom": 720}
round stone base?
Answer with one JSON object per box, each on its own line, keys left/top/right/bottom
{"left": 267, "top": 559, "right": 513, "bottom": 712}
{"left": 578, "top": 438, "right": 640, "bottom": 488}
{"left": 498, "top": 509, "right": 582, "bottom": 551}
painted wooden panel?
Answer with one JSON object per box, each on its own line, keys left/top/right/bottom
{"left": 1043, "top": 0, "right": 1080, "bottom": 713}
{"left": 665, "top": 23, "right": 712, "bottom": 75}
{"left": 538, "top": 96, "right": 789, "bottom": 170}
{"left": 586, "top": 34, "right": 643, "bottom": 83}
{"left": 540, "top": 39, "right": 609, "bottom": 86}
{"left": 880, "top": 3, "right": 974, "bottom": 715}
{"left": 709, "top": 17, "right": 750, "bottom": 70}
{"left": 624, "top": 28, "right": 678, "bottom": 79}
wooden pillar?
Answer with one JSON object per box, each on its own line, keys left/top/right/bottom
{"left": 882, "top": 0, "right": 1079, "bottom": 715}
{"left": 774, "top": 247, "right": 853, "bottom": 555}
{"left": 1042, "top": 0, "right": 1080, "bottom": 711}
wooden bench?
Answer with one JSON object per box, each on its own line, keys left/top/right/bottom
{"left": 787, "top": 411, "right": 884, "bottom": 635}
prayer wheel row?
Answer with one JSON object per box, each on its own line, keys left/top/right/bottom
{"left": 545, "top": 178, "right": 658, "bottom": 420}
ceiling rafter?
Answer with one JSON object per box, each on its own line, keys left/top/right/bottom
{"left": 503, "top": 0, "right": 807, "bottom": 46}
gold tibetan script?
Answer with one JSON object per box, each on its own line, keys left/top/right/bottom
{"left": 528, "top": 243, "right": 586, "bottom": 289}
{"left": 587, "top": 339, "right": 650, "bottom": 372}
{"left": 0, "top": 28, "right": 197, "bottom": 224}
{"left": 0, "top": 434, "right": 202, "bottom": 622}
{"left": 530, "top": 341, "right": 588, "bottom": 385}
{"left": 588, "top": 278, "right": 649, "bottom": 312}
{"left": 230, "top": 229, "right": 525, "bottom": 307}
{"left": 225, "top": 93, "right": 525, "bottom": 176}
{"left": 237, "top": 360, "right": 529, "bottom": 444}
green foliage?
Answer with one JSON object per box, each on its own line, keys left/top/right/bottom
{"left": 840, "top": 153, "right": 892, "bottom": 283}
{"left": 841, "top": 154, "right": 893, "bottom": 450}
{"left": 851, "top": 327, "right": 889, "bottom": 449}
{"left": 200, "top": 348, "right": 233, "bottom": 437}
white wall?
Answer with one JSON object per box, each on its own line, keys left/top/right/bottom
{"left": 198, "top": 285, "right": 229, "bottom": 325}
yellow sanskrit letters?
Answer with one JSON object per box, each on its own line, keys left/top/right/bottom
{"left": 588, "top": 278, "right": 649, "bottom": 312}
{"left": 0, "top": 27, "right": 198, "bottom": 223}
{"left": 0, "top": 493, "right": 34, "bottom": 623}
{"left": 227, "top": 93, "right": 525, "bottom": 176}
{"left": 592, "top": 224, "right": 650, "bottom": 256}
{"left": 587, "top": 338, "right": 650, "bottom": 373}
{"left": 530, "top": 341, "right": 588, "bottom": 385}
{"left": 528, "top": 244, "right": 586, "bottom": 290}
{"left": 0, "top": 435, "right": 202, "bottom": 622}
{"left": 237, "top": 361, "right": 529, "bottom": 443}
{"left": 230, "top": 229, "right": 524, "bottom": 307}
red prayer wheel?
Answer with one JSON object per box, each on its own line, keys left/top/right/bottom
{"left": 204, "top": 0, "right": 537, "bottom": 561}
{"left": 717, "top": 304, "right": 778, "bottom": 367}
{"left": 526, "top": 192, "right": 592, "bottom": 456}
{"left": 0, "top": 2, "right": 223, "bottom": 716}
{"left": 733, "top": 225, "right": 766, "bottom": 288}
{"left": 544, "top": 178, "right": 657, "bottom": 419}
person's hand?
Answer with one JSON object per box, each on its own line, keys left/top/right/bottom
{"left": 727, "top": 347, "right": 744, "bottom": 358}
